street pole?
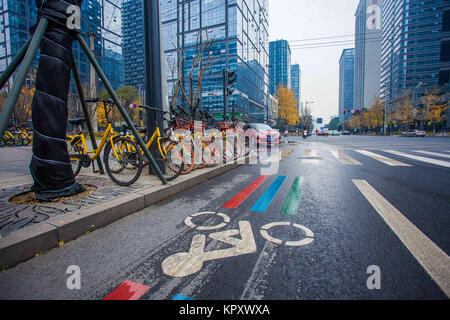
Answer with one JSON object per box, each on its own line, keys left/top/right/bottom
{"left": 223, "top": 69, "right": 228, "bottom": 120}
{"left": 143, "top": 0, "right": 166, "bottom": 174}
{"left": 88, "top": 32, "right": 98, "bottom": 132}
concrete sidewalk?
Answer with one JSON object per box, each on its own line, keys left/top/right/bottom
{"left": 0, "top": 152, "right": 243, "bottom": 268}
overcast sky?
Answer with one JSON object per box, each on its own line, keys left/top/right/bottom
{"left": 269, "top": 0, "right": 360, "bottom": 122}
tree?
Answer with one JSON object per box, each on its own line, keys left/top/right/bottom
{"left": 299, "top": 103, "right": 313, "bottom": 131}
{"left": 274, "top": 86, "right": 299, "bottom": 130}
{"left": 368, "top": 96, "right": 384, "bottom": 134}
{"left": 173, "top": 30, "right": 216, "bottom": 119}
{"left": 327, "top": 117, "right": 340, "bottom": 131}
{"left": 393, "top": 90, "right": 415, "bottom": 129}
{"left": 421, "top": 88, "right": 449, "bottom": 135}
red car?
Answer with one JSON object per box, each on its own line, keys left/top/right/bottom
{"left": 243, "top": 123, "right": 281, "bottom": 146}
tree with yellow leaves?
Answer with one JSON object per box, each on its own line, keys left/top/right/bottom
{"left": 274, "top": 85, "right": 299, "bottom": 130}
{"left": 421, "top": 88, "right": 449, "bottom": 135}
{"left": 368, "top": 96, "right": 385, "bottom": 134}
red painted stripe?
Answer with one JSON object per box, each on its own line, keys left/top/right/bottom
{"left": 223, "top": 175, "right": 269, "bottom": 209}
{"left": 103, "top": 281, "right": 150, "bottom": 300}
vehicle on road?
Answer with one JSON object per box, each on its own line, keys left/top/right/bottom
{"left": 401, "top": 129, "right": 426, "bottom": 137}
{"left": 341, "top": 131, "right": 351, "bottom": 135}
{"left": 319, "top": 129, "right": 329, "bottom": 136}
{"left": 243, "top": 123, "right": 281, "bottom": 146}
{"left": 331, "top": 130, "right": 339, "bottom": 136}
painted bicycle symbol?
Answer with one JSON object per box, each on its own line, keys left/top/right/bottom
{"left": 162, "top": 212, "right": 314, "bottom": 278}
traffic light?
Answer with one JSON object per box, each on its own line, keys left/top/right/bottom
{"left": 225, "top": 69, "right": 236, "bottom": 96}
{"left": 343, "top": 109, "right": 346, "bottom": 115}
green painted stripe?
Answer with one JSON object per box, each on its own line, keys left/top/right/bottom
{"left": 281, "top": 177, "right": 303, "bottom": 216}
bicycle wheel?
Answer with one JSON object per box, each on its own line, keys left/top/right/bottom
{"left": 180, "top": 141, "right": 195, "bottom": 175}
{"left": 66, "top": 137, "right": 83, "bottom": 177}
{"left": 104, "top": 136, "right": 143, "bottom": 186}
{"left": 150, "top": 139, "right": 183, "bottom": 182}
{"left": 20, "top": 133, "right": 30, "bottom": 146}
{"left": 13, "top": 134, "right": 22, "bottom": 146}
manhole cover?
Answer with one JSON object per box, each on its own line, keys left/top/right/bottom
{"left": 9, "top": 185, "right": 97, "bottom": 205}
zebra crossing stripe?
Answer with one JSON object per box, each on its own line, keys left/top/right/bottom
{"left": 329, "top": 149, "right": 362, "bottom": 165}
{"left": 251, "top": 176, "right": 287, "bottom": 212}
{"left": 223, "top": 175, "right": 269, "bottom": 209}
{"left": 383, "top": 150, "right": 450, "bottom": 168}
{"left": 415, "top": 150, "right": 450, "bottom": 160}
{"left": 281, "top": 177, "right": 304, "bottom": 216}
{"left": 355, "top": 150, "right": 411, "bottom": 166}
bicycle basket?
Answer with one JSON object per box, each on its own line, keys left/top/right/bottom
{"left": 176, "top": 118, "right": 192, "bottom": 130}
{"left": 218, "top": 122, "right": 231, "bottom": 130}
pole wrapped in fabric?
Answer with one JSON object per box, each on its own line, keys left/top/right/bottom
{"left": 30, "top": 0, "right": 85, "bottom": 201}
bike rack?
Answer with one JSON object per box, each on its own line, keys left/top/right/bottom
{"left": 0, "top": 17, "right": 168, "bottom": 185}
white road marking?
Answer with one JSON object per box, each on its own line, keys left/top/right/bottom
{"left": 329, "top": 149, "right": 362, "bottom": 165}
{"left": 353, "top": 179, "right": 450, "bottom": 298}
{"left": 382, "top": 150, "right": 450, "bottom": 168}
{"left": 355, "top": 150, "right": 412, "bottom": 167}
{"left": 260, "top": 222, "right": 314, "bottom": 247}
{"left": 414, "top": 150, "right": 450, "bottom": 160}
{"left": 304, "top": 149, "right": 317, "bottom": 157}
{"left": 162, "top": 221, "right": 256, "bottom": 278}
{"left": 184, "top": 212, "right": 230, "bottom": 231}
{"left": 302, "top": 159, "right": 319, "bottom": 164}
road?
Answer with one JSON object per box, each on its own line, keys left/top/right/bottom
{"left": 0, "top": 135, "right": 449, "bottom": 300}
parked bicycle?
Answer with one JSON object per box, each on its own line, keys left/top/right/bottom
{"left": 66, "top": 98, "right": 143, "bottom": 186}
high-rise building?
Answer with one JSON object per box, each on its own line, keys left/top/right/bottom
{"left": 339, "top": 48, "right": 355, "bottom": 124}
{"left": 148, "top": 0, "right": 269, "bottom": 122}
{"left": 380, "top": 0, "right": 446, "bottom": 105}
{"left": 291, "top": 64, "right": 301, "bottom": 103}
{"left": 0, "top": 0, "right": 123, "bottom": 91}
{"left": 122, "top": 0, "right": 144, "bottom": 90}
{"left": 440, "top": 1, "right": 450, "bottom": 128}
{"left": 269, "top": 39, "right": 291, "bottom": 96}
{"left": 354, "top": 0, "right": 383, "bottom": 111}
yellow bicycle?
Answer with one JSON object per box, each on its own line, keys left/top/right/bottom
{"left": 67, "top": 99, "right": 143, "bottom": 186}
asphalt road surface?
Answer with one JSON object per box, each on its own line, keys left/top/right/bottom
{"left": 0, "top": 136, "right": 449, "bottom": 300}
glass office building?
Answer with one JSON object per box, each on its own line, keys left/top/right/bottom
{"left": 291, "top": 63, "right": 300, "bottom": 102}
{"left": 155, "top": 0, "right": 270, "bottom": 122}
{"left": 354, "top": 0, "right": 383, "bottom": 110}
{"left": 339, "top": 48, "right": 355, "bottom": 124}
{"left": 0, "top": 0, "right": 123, "bottom": 91}
{"left": 380, "top": 0, "right": 446, "bottom": 105}
{"left": 269, "top": 39, "right": 291, "bottom": 96}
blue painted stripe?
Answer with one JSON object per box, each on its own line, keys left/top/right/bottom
{"left": 251, "top": 176, "right": 287, "bottom": 212}
{"left": 172, "top": 294, "right": 196, "bottom": 300}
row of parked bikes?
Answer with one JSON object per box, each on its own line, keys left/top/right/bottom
{"left": 0, "top": 126, "right": 33, "bottom": 147}
{"left": 66, "top": 98, "right": 248, "bottom": 187}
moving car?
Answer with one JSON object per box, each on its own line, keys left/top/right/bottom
{"left": 331, "top": 130, "right": 339, "bottom": 136}
{"left": 243, "top": 123, "right": 281, "bottom": 146}
{"left": 401, "top": 129, "right": 426, "bottom": 137}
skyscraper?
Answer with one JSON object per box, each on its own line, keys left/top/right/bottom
{"left": 291, "top": 64, "right": 301, "bottom": 103}
{"left": 339, "top": 48, "right": 355, "bottom": 124}
{"left": 155, "top": 0, "right": 269, "bottom": 122}
{"left": 0, "top": 0, "right": 123, "bottom": 91}
{"left": 354, "top": 0, "right": 383, "bottom": 111}
{"left": 380, "top": 0, "right": 446, "bottom": 105}
{"left": 269, "top": 39, "right": 291, "bottom": 96}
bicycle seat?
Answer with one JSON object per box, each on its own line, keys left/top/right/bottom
{"left": 123, "top": 123, "right": 147, "bottom": 134}
{"left": 68, "top": 118, "right": 85, "bottom": 126}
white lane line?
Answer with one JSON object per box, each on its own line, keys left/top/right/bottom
{"left": 328, "top": 149, "right": 362, "bottom": 165}
{"left": 353, "top": 179, "right": 450, "bottom": 298}
{"left": 382, "top": 150, "right": 450, "bottom": 168}
{"left": 355, "top": 150, "right": 412, "bottom": 167}
{"left": 414, "top": 150, "right": 450, "bottom": 160}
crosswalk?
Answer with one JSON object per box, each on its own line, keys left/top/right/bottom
{"left": 298, "top": 148, "right": 450, "bottom": 168}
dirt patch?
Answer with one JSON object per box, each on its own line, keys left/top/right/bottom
{"left": 9, "top": 185, "right": 97, "bottom": 205}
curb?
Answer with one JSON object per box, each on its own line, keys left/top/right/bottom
{"left": 0, "top": 162, "right": 241, "bottom": 268}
